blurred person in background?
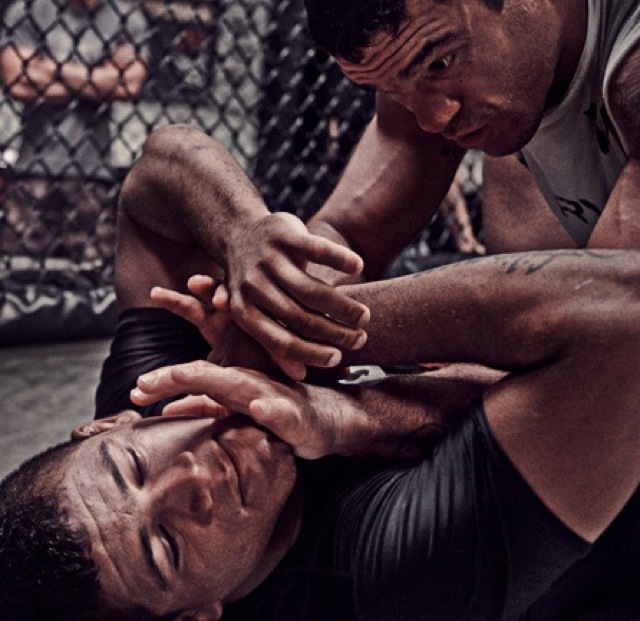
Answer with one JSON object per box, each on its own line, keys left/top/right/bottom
{"left": 0, "top": 0, "right": 149, "bottom": 265}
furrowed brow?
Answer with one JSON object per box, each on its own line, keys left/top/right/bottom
{"left": 399, "top": 33, "right": 456, "bottom": 78}
{"left": 140, "top": 528, "right": 170, "bottom": 590}
{"left": 100, "top": 440, "right": 128, "bottom": 496}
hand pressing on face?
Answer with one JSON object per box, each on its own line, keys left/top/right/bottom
{"left": 130, "top": 360, "right": 350, "bottom": 459}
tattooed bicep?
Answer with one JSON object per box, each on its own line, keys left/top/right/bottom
{"left": 610, "top": 41, "right": 640, "bottom": 156}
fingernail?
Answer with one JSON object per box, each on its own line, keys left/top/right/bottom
{"left": 258, "top": 400, "right": 271, "bottom": 416}
{"left": 354, "top": 330, "right": 368, "bottom": 349}
{"left": 356, "top": 307, "right": 371, "bottom": 327}
{"left": 327, "top": 350, "right": 342, "bottom": 367}
{"left": 130, "top": 387, "right": 144, "bottom": 400}
{"left": 139, "top": 371, "right": 158, "bottom": 387}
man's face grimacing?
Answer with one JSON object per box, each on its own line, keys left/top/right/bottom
{"left": 63, "top": 412, "right": 298, "bottom": 620}
{"left": 338, "top": 0, "right": 566, "bottom": 156}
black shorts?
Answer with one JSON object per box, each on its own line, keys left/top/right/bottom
{"left": 94, "top": 307, "right": 210, "bottom": 419}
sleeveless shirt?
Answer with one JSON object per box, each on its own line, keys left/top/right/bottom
{"left": 519, "top": 0, "right": 640, "bottom": 246}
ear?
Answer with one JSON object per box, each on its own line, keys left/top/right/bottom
{"left": 176, "top": 601, "right": 223, "bottom": 621}
{"left": 71, "top": 410, "right": 142, "bottom": 440}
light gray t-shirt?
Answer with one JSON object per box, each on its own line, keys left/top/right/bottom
{"left": 0, "top": 0, "right": 150, "bottom": 181}
{"left": 519, "top": 0, "right": 640, "bottom": 246}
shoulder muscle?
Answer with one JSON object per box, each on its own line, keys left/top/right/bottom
{"left": 610, "top": 42, "right": 640, "bottom": 156}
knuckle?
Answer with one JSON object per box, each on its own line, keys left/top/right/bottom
{"left": 335, "top": 329, "right": 359, "bottom": 348}
{"left": 189, "top": 360, "right": 209, "bottom": 375}
{"left": 238, "top": 277, "right": 265, "bottom": 301}
{"left": 294, "top": 311, "right": 319, "bottom": 335}
{"left": 174, "top": 360, "right": 208, "bottom": 381}
{"left": 273, "top": 336, "right": 295, "bottom": 358}
{"left": 271, "top": 334, "right": 302, "bottom": 361}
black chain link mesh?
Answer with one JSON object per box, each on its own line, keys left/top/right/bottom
{"left": 0, "top": 0, "right": 482, "bottom": 344}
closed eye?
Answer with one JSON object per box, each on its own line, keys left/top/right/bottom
{"left": 127, "top": 447, "right": 145, "bottom": 486}
{"left": 159, "top": 525, "right": 180, "bottom": 571}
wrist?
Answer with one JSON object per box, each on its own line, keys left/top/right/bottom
{"left": 305, "top": 384, "right": 371, "bottom": 457}
{"left": 222, "top": 212, "right": 269, "bottom": 263}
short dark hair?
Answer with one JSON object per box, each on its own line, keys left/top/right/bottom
{"left": 0, "top": 441, "right": 180, "bottom": 621}
{"left": 303, "top": 0, "right": 408, "bottom": 63}
{"left": 303, "top": 0, "right": 504, "bottom": 63}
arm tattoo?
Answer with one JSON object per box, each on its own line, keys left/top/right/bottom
{"left": 489, "top": 250, "right": 624, "bottom": 274}
{"left": 411, "top": 249, "right": 627, "bottom": 277}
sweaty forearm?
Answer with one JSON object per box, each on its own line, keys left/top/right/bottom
{"left": 340, "top": 249, "right": 640, "bottom": 371}
{"left": 119, "top": 125, "right": 270, "bottom": 266}
{"left": 306, "top": 366, "right": 498, "bottom": 459}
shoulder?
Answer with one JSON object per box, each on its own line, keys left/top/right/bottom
{"left": 608, "top": 40, "right": 640, "bottom": 156}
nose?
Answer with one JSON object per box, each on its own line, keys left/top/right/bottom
{"left": 154, "top": 451, "right": 214, "bottom": 524}
{"left": 412, "top": 93, "right": 461, "bottom": 134}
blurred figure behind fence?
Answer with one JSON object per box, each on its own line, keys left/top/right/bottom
{"left": 0, "top": 0, "right": 149, "bottom": 265}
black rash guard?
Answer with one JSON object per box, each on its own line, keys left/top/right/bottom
{"left": 96, "top": 308, "right": 640, "bottom": 621}
{"left": 95, "top": 308, "right": 210, "bottom": 419}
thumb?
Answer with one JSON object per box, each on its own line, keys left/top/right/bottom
{"left": 249, "top": 397, "right": 300, "bottom": 437}
{"left": 213, "top": 282, "right": 230, "bottom": 311}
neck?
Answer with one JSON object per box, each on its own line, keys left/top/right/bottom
{"left": 546, "top": 0, "right": 588, "bottom": 108}
{"left": 227, "top": 477, "right": 304, "bottom": 602}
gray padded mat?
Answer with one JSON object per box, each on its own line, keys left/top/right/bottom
{"left": 0, "top": 338, "right": 110, "bottom": 477}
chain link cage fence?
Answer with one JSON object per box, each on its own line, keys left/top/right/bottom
{"left": 0, "top": 0, "right": 483, "bottom": 345}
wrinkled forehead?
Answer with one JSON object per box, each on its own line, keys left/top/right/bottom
{"left": 60, "top": 433, "right": 169, "bottom": 613}
{"left": 337, "top": 22, "right": 421, "bottom": 87}
{"left": 61, "top": 434, "right": 118, "bottom": 516}
{"left": 336, "top": 0, "right": 464, "bottom": 88}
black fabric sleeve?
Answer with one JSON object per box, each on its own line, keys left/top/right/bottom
{"left": 94, "top": 308, "right": 210, "bottom": 420}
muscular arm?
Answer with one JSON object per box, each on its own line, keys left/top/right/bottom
{"left": 0, "top": 43, "right": 146, "bottom": 103}
{"left": 307, "top": 93, "right": 464, "bottom": 283}
{"left": 342, "top": 249, "right": 640, "bottom": 541}
{"left": 339, "top": 251, "right": 605, "bottom": 370}
{"left": 116, "top": 96, "right": 459, "bottom": 370}
{"left": 118, "top": 125, "right": 369, "bottom": 371}
{"left": 590, "top": 42, "right": 640, "bottom": 247}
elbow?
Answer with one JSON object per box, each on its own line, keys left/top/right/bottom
{"left": 120, "top": 125, "right": 192, "bottom": 208}
{"left": 142, "top": 124, "right": 193, "bottom": 160}
{"left": 142, "top": 124, "right": 217, "bottom": 162}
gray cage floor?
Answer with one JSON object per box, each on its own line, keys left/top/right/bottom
{"left": 0, "top": 338, "right": 111, "bottom": 478}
